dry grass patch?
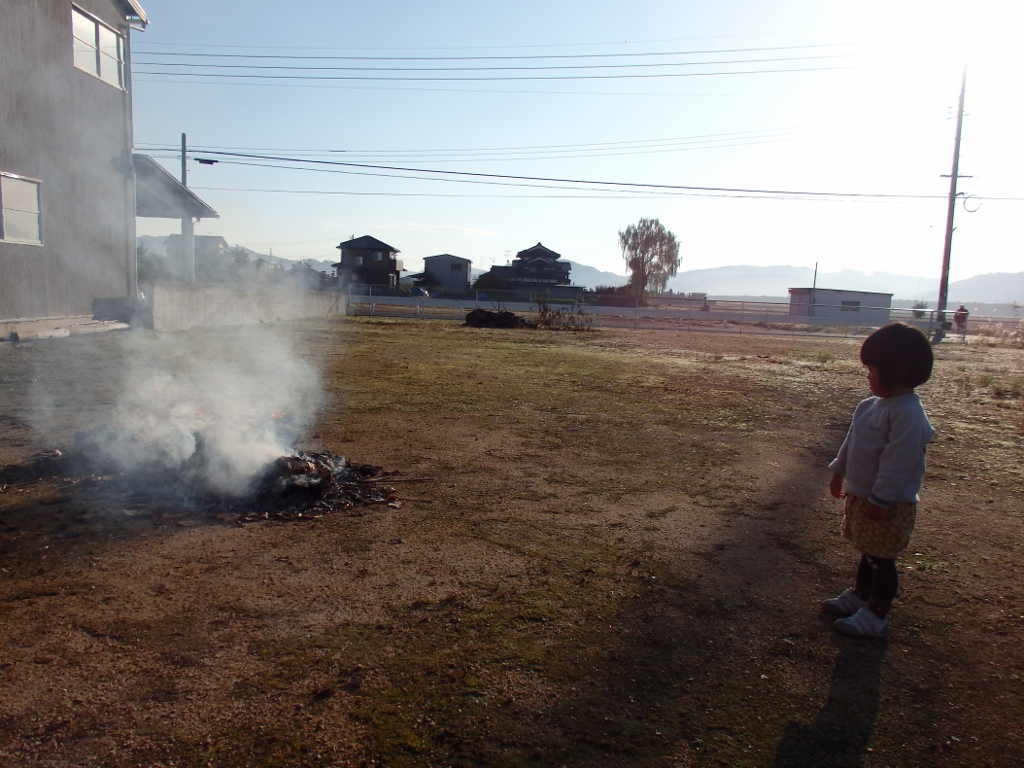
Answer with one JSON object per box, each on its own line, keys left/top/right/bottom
{"left": 0, "top": 318, "right": 1022, "bottom": 767}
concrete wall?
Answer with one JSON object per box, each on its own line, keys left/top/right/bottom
{"left": 149, "top": 283, "right": 345, "bottom": 331}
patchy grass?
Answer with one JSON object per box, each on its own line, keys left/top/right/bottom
{"left": 0, "top": 318, "right": 1022, "bottom": 767}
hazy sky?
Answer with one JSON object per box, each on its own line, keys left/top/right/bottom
{"left": 131, "top": 0, "right": 1023, "bottom": 282}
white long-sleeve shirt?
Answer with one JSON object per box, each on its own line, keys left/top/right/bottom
{"left": 828, "top": 393, "right": 935, "bottom": 508}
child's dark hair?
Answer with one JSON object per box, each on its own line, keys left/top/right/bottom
{"left": 860, "top": 322, "right": 933, "bottom": 389}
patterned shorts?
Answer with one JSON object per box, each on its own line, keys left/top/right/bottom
{"left": 841, "top": 494, "right": 917, "bottom": 559}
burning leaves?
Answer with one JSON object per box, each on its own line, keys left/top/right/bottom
{"left": 68, "top": 400, "right": 308, "bottom": 498}
{"left": 240, "top": 451, "right": 404, "bottom": 523}
{"left": 1, "top": 435, "right": 407, "bottom": 531}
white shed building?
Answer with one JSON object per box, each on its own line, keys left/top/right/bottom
{"left": 788, "top": 288, "right": 892, "bottom": 326}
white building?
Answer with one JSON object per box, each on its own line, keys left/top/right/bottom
{"left": 788, "top": 288, "right": 892, "bottom": 326}
{"left": 422, "top": 254, "right": 472, "bottom": 292}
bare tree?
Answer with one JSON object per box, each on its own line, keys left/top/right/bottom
{"left": 618, "top": 218, "right": 680, "bottom": 296}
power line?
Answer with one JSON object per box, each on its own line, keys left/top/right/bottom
{"left": 184, "top": 134, "right": 811, "bottom": 163}
{"left": 131, "top": 31, "right": 819, "bottom": 53}
{"left": 190, "top": 186, "right": 701, "bottom": 199}
{"left": 181, "top": 158, "right": 1024, "bottom": 204}
{"left": 186, "top": 158, "right": 735, "bottom": 196}
{"left": 144, "top": 153, "right": 961, "bottom": 203}
{"left": 134, "top": 42, "right": 863, "bottom": 82}
{"left": 183, "top": 149, "right": 948, "bottom": 200}
{"left": 131, "top": 76, "right": 792, "bottom": 98}
{"left": 187, "top": 185, "right": 943, "bottom": 203}
{"left": 163, "top": 157, "right": 1023, "bottom": 203}
{"left": 134, "top": 63, "right": 857, "bottom": 82}
{"left": 136, "top": 43, "right": 856, "bottom": 61}
{"left": 133, "top": 53, "right": 851, "bottom": 74}
{"left": 137, "top": 125, "right": 819, "bottom": 155}
{"left": 135, "top": 65, "right": 856, "bottom": 81}
{"left": 135, "top": 127, "right": 820, "bottom": 164}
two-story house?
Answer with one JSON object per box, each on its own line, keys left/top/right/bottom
{"left": 1, "top": 1, "right": 149, "bottom": 328}
{"left": 480, "top": 243, "right": 582, "bottom": 300}
{"left": 333, "top": 235, "right": 403, "bottom": 288}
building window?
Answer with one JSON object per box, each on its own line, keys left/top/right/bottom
{"left": 451, "top": 263, "right": 462, "bottom": 272}
{"left": 841, "top": 300, "right": 861, "bottom": 312}
{"left": 72, "top": 7, "right": 124, "bottom": 88}
{"left": 373, "top": 252, "right": 383, "bottom": 262}
{"left": 354, "top": 256, "right": 364, "bottom": 265}
{"left": 0, "top": 174, "right": 43, "bottom": 245}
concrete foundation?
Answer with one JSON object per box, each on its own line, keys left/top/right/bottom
{"left": 2, "top": 315, "right": 101, "bottom": 342}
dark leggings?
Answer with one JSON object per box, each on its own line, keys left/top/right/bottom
{"left": 854, "top": 554, "right": 898, "bottom": 617}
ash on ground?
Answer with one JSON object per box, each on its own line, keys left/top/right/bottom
{"left": 5, "top": 425, "right": 403, "bottom": 528}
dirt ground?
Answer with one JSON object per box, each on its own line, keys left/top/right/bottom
{"left": 0, "top": 319, "right": 1022, "bottom": 767}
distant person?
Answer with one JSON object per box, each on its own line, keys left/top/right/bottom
{"left": 953, "top": 304, "right": 969, "bottom": 335}
{"left": 823, "top": 323, "right": 935, "bottom": 637}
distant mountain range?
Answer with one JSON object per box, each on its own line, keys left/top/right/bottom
{"left": 565, "top": 261, "right": 1024, "bottom": 305}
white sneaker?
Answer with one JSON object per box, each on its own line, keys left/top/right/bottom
{"left": 821, "top": 588, "right": 867, "bottom": 616}
{"left": 834, "top": 606, "right": 890, "bottom": 638}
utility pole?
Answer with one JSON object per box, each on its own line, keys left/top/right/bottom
{"left": 180, "top": 132, "right": 195, "bottom": 282}
{"left": 809, "top": 261, "right": 818, "bottom": 318}
{"left": 934, "top": 66, "right": 968, "bottom": 343}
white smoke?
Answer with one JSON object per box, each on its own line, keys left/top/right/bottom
{"left": 78, "top": 325, "right": 322, "bottom": 496}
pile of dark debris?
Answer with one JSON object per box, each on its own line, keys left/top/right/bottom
{"left": 463, "top": 308, "right": 535, "bottom": 329}
{"left": 2, "top": 426, "right": 408, "bottom": 527}
{"left": 463, "top": 303, "right": 591, "bottom": 331}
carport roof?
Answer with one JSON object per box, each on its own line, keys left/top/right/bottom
{"left": 134, "top": 155, "right": 218, "bottom": 221}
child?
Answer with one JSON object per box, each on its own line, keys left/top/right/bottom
{"left": 823, "top": 323, "right": 935, "bottom": 637}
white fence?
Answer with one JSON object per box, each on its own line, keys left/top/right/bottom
{"left": 342, "top": 294, "right": 967, "bottom": 337}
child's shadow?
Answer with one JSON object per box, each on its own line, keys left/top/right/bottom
{"left": 773, "top": 634, "right": 888, "bottom": 767}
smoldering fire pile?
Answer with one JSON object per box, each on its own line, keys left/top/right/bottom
{"left": 9, "top": 421, "right": 406, "bottom": 528}
{"left": 0, "top": 326, "right": 416, "bottom": 532}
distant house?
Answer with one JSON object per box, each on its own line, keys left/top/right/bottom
{"left": 789, "top": 288, "right": 892, "bottom": 325}
{"left": 479, "top": 243, "right": 583, "bottom": 300}
{"left": 421, "top": 254, "right": 472, "bottom": 292}
{"left": 288, "top": 260, "right": 333, "bottom": 292}
{"left": 333, "top": 235, "right": 403, "bottom": 288}
{"left": 1, "top": 0, "right": 150, "bottom": 325}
